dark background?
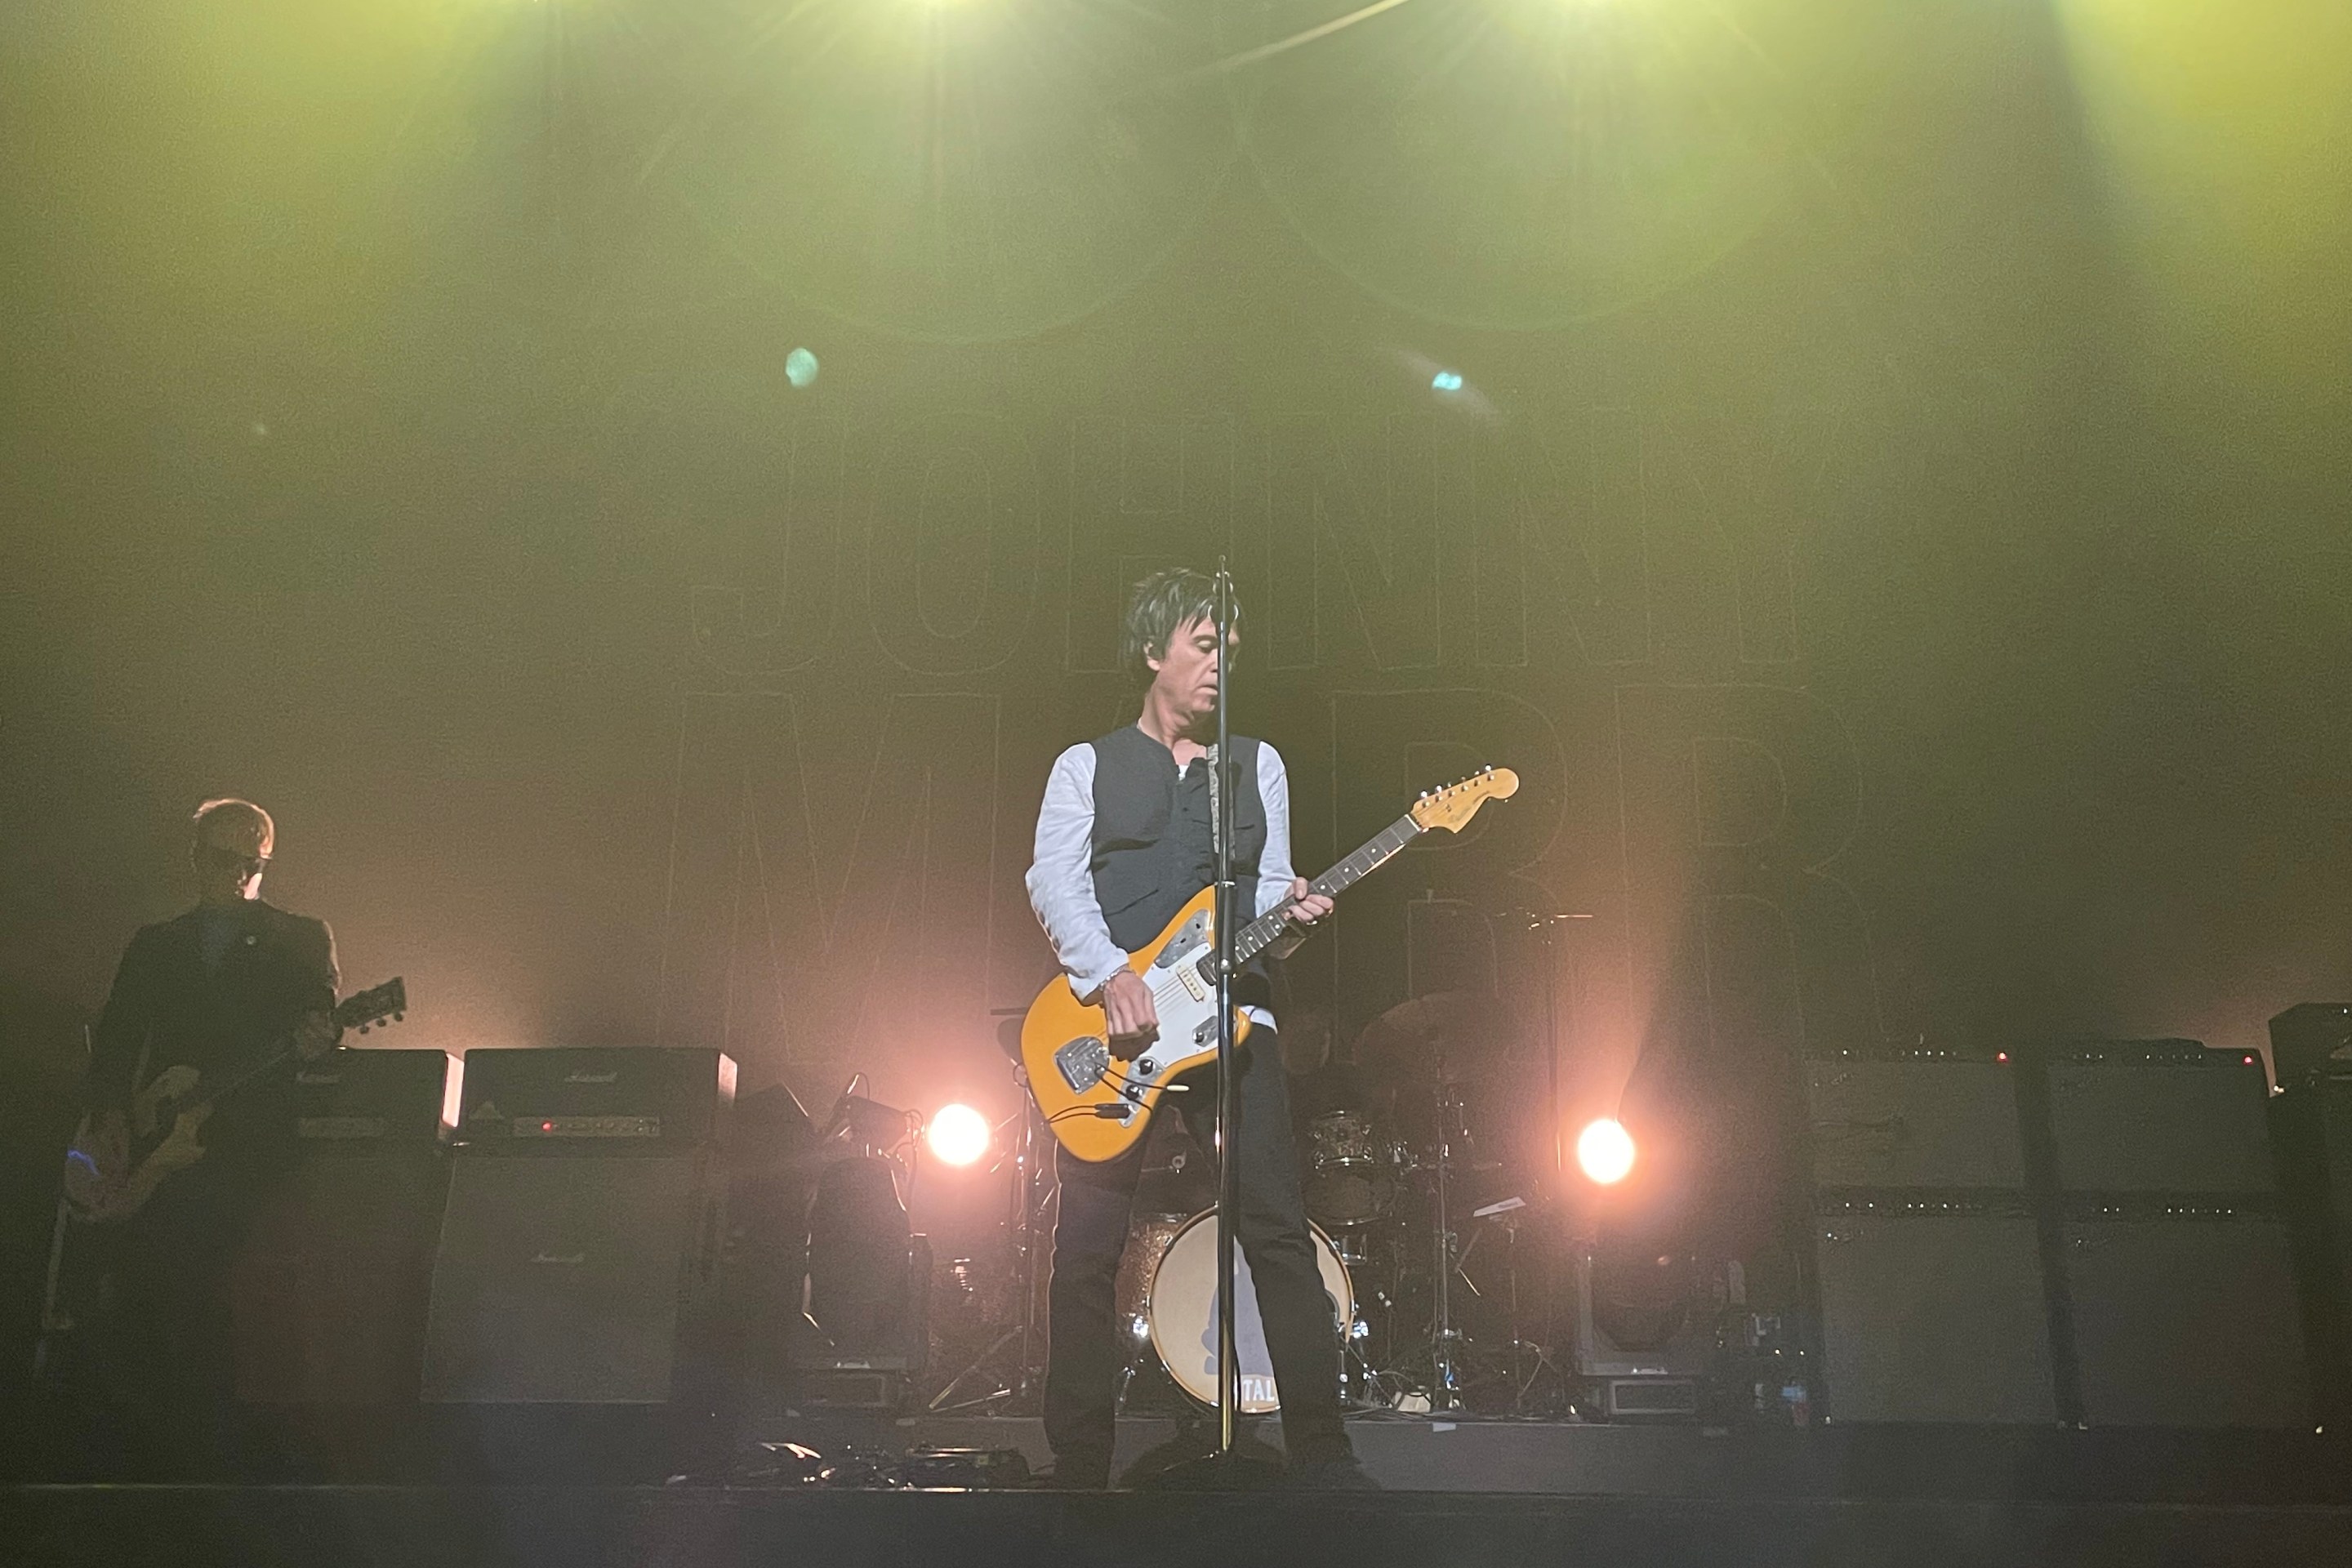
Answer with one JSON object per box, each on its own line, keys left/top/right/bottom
{"left": 4, "top": 0, "right": 2349, "bottom": 1388}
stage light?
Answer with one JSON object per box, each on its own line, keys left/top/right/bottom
{"left": 1431, "top": 370, "right": 1464, "bottom": 393}
{"left": 785, "top": 347, "right": 820, "bottom": 389}
{"left": 927, "top": 1102, "right": 991, "bottom": 1167}
{"left": 1577, "top": 1117, "right": 1637, "bottom": 1185}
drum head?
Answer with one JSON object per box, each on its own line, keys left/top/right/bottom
{"left": 1146, "top": 1208, "right": 1353, "bottom": 1414}
{"left": 1113, "top": 1213, "right": 1195, "bottom": 1356}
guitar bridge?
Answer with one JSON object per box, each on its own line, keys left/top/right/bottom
{"left": 1055, "top": 1037, "right": 1111, "bottom": 1094}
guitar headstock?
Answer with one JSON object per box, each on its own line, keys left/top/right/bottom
{"left": 338, "top": 977, "right": 407, "bottom": 1038}
{"left": 1409, "top": 767, "right": 1519, "bottom": 835}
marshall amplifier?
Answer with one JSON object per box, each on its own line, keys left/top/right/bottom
{"left": 452, "top": 1047, "right": 737, "bottom": 1152}
{"left": 292, "top": 1047, "right": 457, "bottom": 1149}
{"left": 423, "top": 1049, "right": 736, "bottom": 1402}
{"left": 2039, "top": 1040, "right": 2278, "bottom": 1196}
{"left": 421, "top": 1152, "right": 724, "bottom": 1404}
{"left": 229, "top": 1049, "right": 454, "bottom": 1402}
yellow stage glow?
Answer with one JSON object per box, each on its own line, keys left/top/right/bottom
{"left": 1576, "top": 1118, "right": 1637, "bottom": 1186}
{"left": 927, "top": 1102, "right": 991, "bottom": 1168}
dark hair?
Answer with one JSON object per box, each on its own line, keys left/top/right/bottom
{"left": 191, "top": 797, "right": 274, "bottom": 858}
{"left": 1120, "top": 568, "right": 1241, "bottom": 683}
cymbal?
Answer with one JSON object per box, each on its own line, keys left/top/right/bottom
{"left": 1351, "top": 991, "right": 1515, "bottom": 1085}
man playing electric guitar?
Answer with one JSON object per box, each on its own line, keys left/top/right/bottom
{"left": 65, "top": 797, "right": 341, "bottom": 1477}
{"left": 1025, "top": 569, "right": 1371, "bottom": 1490}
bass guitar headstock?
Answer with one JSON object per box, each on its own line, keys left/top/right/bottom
{"left": 339, "top": 976, "right": 407, "bottom": 1037}
{"left": 1409, "top": 767, "right": 1519, "bottom": 835}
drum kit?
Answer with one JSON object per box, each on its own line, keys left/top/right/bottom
{"left": 1107, "top": 991, "right": 1567, "bottom": 1418}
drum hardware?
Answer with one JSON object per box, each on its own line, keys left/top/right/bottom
{"left": 925, "top": 1068, "right": 1051, "bottom": 1415}
{"left": 1303, "top": 1110, "right": 1397, "bottom": 1227}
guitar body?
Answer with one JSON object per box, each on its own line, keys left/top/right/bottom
{"left": 1020, "top": 886, "right": 1251, "bottom": 1164}
{"left": 69, "top": 976, "right": 408, "bottom": 1224}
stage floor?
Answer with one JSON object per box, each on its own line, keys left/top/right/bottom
{"left": 9, "top": 1481, "right": 2352, "bottom": 1568}
{"left": 11, "top": 1415, "right": 2352, "bottom": 1566}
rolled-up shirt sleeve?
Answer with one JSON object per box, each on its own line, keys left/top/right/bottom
{"left": 1026, "top": 744, "right": 1129, "bottom": 1000}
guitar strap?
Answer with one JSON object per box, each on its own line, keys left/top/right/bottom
{"left": 1204, "top": 742, "right": 1222, "bottom": 847}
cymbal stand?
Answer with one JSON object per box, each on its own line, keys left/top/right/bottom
{"left": 927, "top": 1085, "right": 1050, "bottom": 1414}
{"left": 1428, "top": 1077, "right": 1467, "bottom": 1412}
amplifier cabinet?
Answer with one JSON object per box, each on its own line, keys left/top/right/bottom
{"left": 452, "top": 1048, "right": 736, "bottom": 1153}
{"left": 2060, "top": 1203, "right": 2311, "bottom": 1428}
{"left": 229, "top": 1151, "right": 449, "bottom": 1405}
{"left": 1806, "top": 1054, "right": 2026, "bottom": 1189}
{"left": 1812, "top": 1192, "right": 2056, "bottom": 1424}
{"left": 2042, "top": 1041, "right": 2277, "bottom": 1196}
{"left": 421, "top": 1153, "right": 723, "bottom": 1404}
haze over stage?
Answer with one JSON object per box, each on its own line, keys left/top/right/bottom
{"left": 5, "top": 0, "right": 2352, "bottom": 1561}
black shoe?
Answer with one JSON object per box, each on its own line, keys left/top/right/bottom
{"left": 1290, "top": 1455, "right": 1381, "bottom": 1491}
{"left": 1040, "top": 1457, "right": 1114, "bottom": 1490}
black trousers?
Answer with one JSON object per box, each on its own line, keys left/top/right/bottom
{"left": 87, "top": 1168, "right": 270, "bottom": 1480}
{"left": 1044, "top": 1027, "right": 1351, "bottom": 1481}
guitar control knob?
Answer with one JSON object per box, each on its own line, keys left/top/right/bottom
{"left": 1137, "top": 1058, "right": 1155, "bottom": 1076}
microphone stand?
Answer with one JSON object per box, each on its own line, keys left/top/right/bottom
{"left": 1155, "top": 560, "right": 1282, "bottom": 1489}
{"left": 1212, "top": 562, "right": 1244, "bottom": 1459}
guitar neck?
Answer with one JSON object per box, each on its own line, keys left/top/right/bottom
{"left": 1229, "top": 813, "right": 1423, "bottom": 968}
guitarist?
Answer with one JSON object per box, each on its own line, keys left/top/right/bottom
{"left": 1025, "top": 569, "right": 1370, "bottom": 1490}
{"left": 67, "top": 798, "right": 340, "bottom": 1477}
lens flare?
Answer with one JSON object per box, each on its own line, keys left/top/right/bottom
{"left": 1576, "top": 1117, "right": 1636, "bottom": 1185}
{"left": 926, "top": 1102, "right": 991, "bottom": 1168}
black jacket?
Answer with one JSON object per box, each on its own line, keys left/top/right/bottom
{"left": 88, "top": 899, "right": 338, "bottom": 1176}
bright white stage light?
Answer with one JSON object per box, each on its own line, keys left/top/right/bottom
{"left": 1576, "top": 1117, "right": 1636, "bottom": 1185}
{"left": 926, "top": 1102, "right": 991, "bottom": 1168}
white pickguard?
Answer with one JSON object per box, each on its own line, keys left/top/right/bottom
{"left": 1051, "top": 911, "right": 1236, "bottom": 1114}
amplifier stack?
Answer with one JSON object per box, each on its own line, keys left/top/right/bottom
{"left": 230, "top": 1048, "right": 456, "bottom": 1406}
{"left": 2037, "top": 1039, "right": 2308, "bottom": 1429}
{"left": 1804, "top": 1049, "right": 2057, "bottom": 1423}
{"left": 2266, "top": 1003, "right": 2352, "bottom": 1426}
{"left": 420, "top": 1047, "right": 736, "bottom": 1405}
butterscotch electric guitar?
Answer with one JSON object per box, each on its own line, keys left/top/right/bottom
{"left": 1022, "top": 768, "right": 1517, "bottom": 1161}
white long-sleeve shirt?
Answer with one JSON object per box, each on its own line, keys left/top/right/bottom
{"left": 1025, "top": 737, "right": 1299, "bottom": 1017}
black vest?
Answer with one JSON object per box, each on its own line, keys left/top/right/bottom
{"left": 1088, "top": 726, "right": 1267, "bottom": 957}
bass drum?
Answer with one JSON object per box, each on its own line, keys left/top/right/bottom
{"left": 1146, "top": 1209, "right": 1353, "bottom": 1414}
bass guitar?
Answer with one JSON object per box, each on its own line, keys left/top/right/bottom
{"left": 74, "top": 977, "right": 408, "bottom": 1223}
{"left": 1021, "top": 768, "right": 1517, "bottom": 1161}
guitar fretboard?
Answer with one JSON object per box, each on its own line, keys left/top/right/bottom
{"left": 1227, "top": 813, "right": 1423, "bottom": 969}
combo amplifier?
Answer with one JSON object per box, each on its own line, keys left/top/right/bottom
{"left": 2264, "top": 1004, "right": 2352, "bottom": 1424}
{"left": 1811, "top": 1191, "right": 2056, "bottom": 1424}
{"left": 2059, "top": 1198, "right": 2310, "bottom": 1428}
{"left": 2040, "top": 1040, "right": 2277, "bottom": 1196}
{"left": 1805, "top": 1052, "right": 2026, "bottom": 1189}
{"left": 292, "top": 1047, "right": 456, "bottom": 1149}
{"left": 452, "top": 1047, "right": 737, "bottom": 1152}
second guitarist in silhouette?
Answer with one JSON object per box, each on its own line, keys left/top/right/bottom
{"left": 66, "top": 797, "right": 341, "bottom": 1478}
